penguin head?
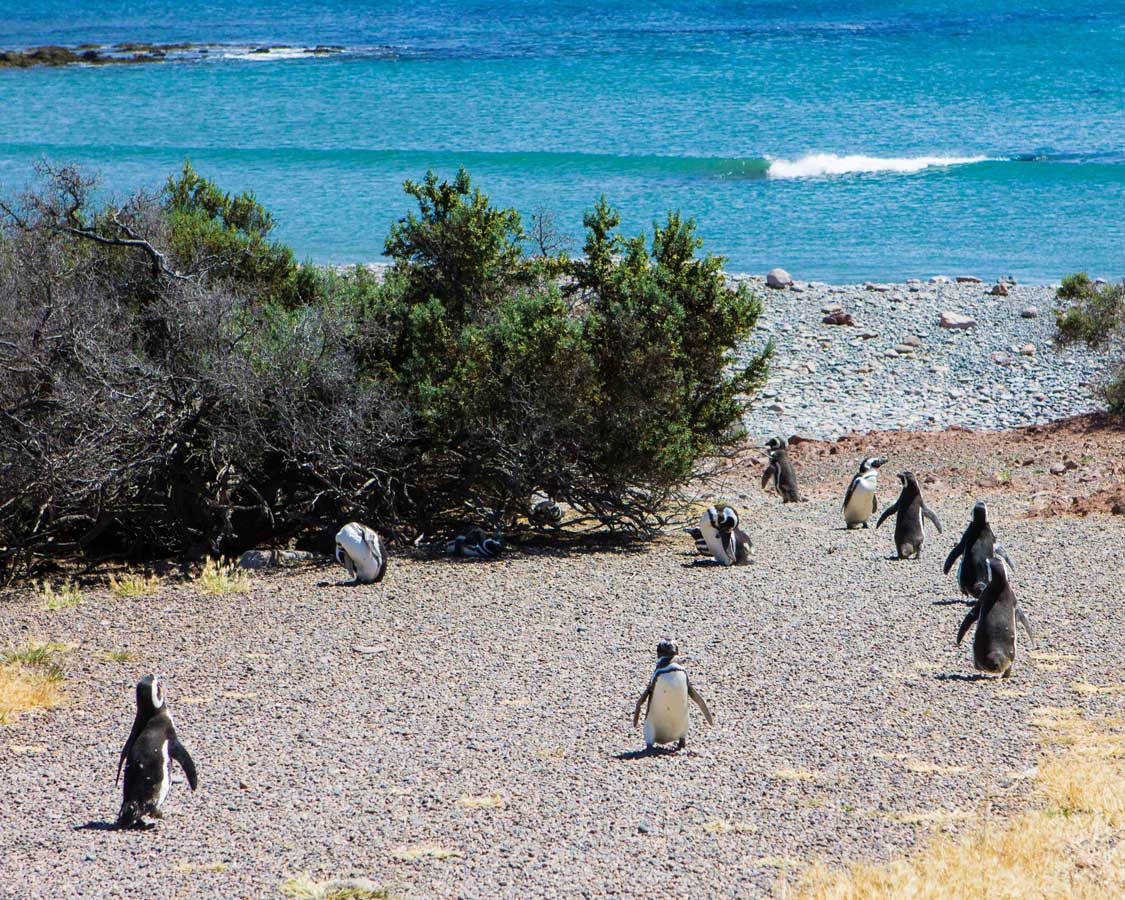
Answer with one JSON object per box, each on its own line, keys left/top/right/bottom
{"left": 860, "top": 457, "right": 886, "bottom": 473}
{"left": 135, "top": 673, "right": 166, "bottom": 717}
{"left": 896, "top": 471, "right": 919, "bottom": 492}
{"left": 972, "top": 501, "right": 988, "bottom": 526}
{"left": 765, "top": 436, "right": 787, "bottom": 451}
{"left": 709, "top": 504, "right": 739, "bottom": 532}
{"left": 986, "top": 555, "right": 1009, "bottom": 588}
{"left": 656, "top": 639, "right": 679, "bottom": 662}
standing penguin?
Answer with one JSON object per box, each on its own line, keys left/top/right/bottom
{"left": 956, "top": 557, "right": 1035, "bottom": 678}
{"left": 876, "top": 471, "right": 942, "bottom": 559}
{"left": 116, "top": 674, "right": 197, "bottom": 828}
{"left": 632, "top": 640, "right": 714, "bottom": 751}
{"left": 335, "top": 522, "right": 388, "bottom": 584}
{"left": 762, "top": 444, "right": 803, "bottom": 503}
{"left": 696, "top": 504, "right": 752, "bottom": 566}
{"left": 944, "top": 501, "right": 1015, "bottom": 598}
{"left": 842, "top": 456, "right": 887, "bottom": 529}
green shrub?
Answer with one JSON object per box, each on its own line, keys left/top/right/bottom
{"left": 0, "top": 162, "right": 769, "bottom": 577}
{"left": 1055, "top": 273, "right": 1125, "bottom": 413}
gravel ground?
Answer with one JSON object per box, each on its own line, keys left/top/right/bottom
{"left": 737, "top": 276, "right": 1104, "bottom": 439}
{"left": 3, "top": 475, "right": 1122, "bottom": 899}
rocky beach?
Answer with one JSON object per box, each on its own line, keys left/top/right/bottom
{"left": 739, "top": 273, "right": 1104, "bottom": 439}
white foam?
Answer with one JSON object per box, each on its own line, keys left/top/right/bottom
{"left": 766, "top": 152, "right": 990, "bottom": 179}
{"left": 224, "top": 47, "right": 326, "bottom": 61}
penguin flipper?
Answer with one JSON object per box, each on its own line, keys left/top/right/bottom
{"left": 923, "top": 505, "right": 943, "bottom": 534}
{"left": 956, "top": 605, "right": 979, "bottom": 645}
{"left": 115, "top": 719, "right": 143, "bottom": 786}
{"left": 687, "top": 680, "right": 714, "bottom": 726}
{"left": 170, "top": 739, "right": 198, "bottom": 791}
{"left": 875, "top": 501, "right": 899, "bottom": 529}
{"left": 1016, "top": 607, "right": 1036, "bottom": 645}
{"left": 996, "top": 545, "right": 1015, "bottom": 571}
{"left": 760, "top": 463, "right": 776, "bottom": 491}
{"left": 943, "top": 537, "right": 966, "bottom": 575}
{"left": 632, "top": 681, "right": 654, "bottom": 729}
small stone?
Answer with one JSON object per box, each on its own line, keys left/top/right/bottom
{"left": 865, "top": 282, "right": 892, "bottom": 292}
{"left": 988, "top": 282, "right": 1009, "bottom": 296}
{"left": 638, "top": 823, "right": 651, "bottom": 834}
{"left": 991, "top": 351, "right": 1012, "bottom": 366}
{"left": 766, "top": 267, "right": 793, "bottom": 289}
{"left": 902, "top": 335, "right": 922, "bottom": 347}
{"left": 956, "top": 275, "right": 982, "bottom": 283}
{"left": 821, "top": 303, "right": 843, "bottom": 314}
{"left": 821, "top": 311, "right": 856, "bottom": 326}
{"left": 894, "top": 344, "right": 916, "bottom": 354}
{"left": 859, "top": 331, "right": 879, "bottom": 339}
{"left": 768, "top": 402, "right": 785, "bottom": 412}
{"left": 1020, "top": 306, "right": 1039, "bottom": 319}
{"left": 576, "top": 624, "right": 588, "bottom": 633}
{"left": 939, "top": 311, "right": 977, "bottom": 329}
{"left": 929, "top": 275, "right": 952, "bottom": 284}
{"left": 1018, "top": 344, "right": 1035, "bottom": 356}
{"left": 884, "top": 349, "right": 899, "bottom": 358}
{"left": 1064, "top": 459, "right": 1079, "bottom": 471}
{"left": 1049, "top": 463, "right": 1066, "bottom": 475}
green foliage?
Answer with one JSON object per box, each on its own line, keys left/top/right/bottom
{"left": 164, "top": 161, "right": 314, "bottom": 306}
{"left": 1055, "top": 273, "right": 1124, "bottom": 348}
{"left": 1055, "top": 273, "right": 1125, "bottom": 413}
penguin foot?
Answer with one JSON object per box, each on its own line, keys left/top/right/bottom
{"left": 676, "top": 738, "right": 686, "bottom": 751}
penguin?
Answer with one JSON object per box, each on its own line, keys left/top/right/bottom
{"left": 875, "top": 471, "right": 942, "bottom": 559}
{"left": 446, "top": 527, "right": 504, "bottom": 559}
{"left": 842, "top": 457, "right": 887, "bottom": 529}
{"left": 528, "top": 495, "right": 563, "bottom": 528}
{"left": 762, "top": 445, "right": 802, "bottom": 503}
{"left": 116, "top": 674, "right": 197, "bottom": 829}
{"left": 632, "top": 640, "right": 714, "bottom": 751}
{"left": 696, "top": 505, "right": 752, "bottom": 566}
{"left": 943, "top": 501, "right": 1016, "bottom": 598}
{"left": 335, "top": 522, "right": 388, "bottom": 584}
{"left": 956, "top": 557, "right": 1035, "bottom": 678}
{"left": 765, "top": 436, "right": 788, "bottom": 451}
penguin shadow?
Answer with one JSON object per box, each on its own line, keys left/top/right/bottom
{"left": 613, "top": 746, "right": 685, "bottom": 761}
{"left": 315, "top": 578, "right": 372, "bottom": 588}
{"left": 681, "top": 558, "right": 728, "bottom": 569}
{"left": 932, "top": 672, "right": 992, "bottom": 683}
{"left": 75, "top": 820, "right": 126, "bottom": 832}
{"left": 931, "top": 598, "right": 976, "bottom": 607}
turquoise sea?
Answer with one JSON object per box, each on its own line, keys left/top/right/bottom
{"left": 1, "top": 1, "right": 1123, "bottom": 281}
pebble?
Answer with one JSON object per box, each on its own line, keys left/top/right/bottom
{"left": 1021, "top": 307, "right": 1040, "bottom": 319}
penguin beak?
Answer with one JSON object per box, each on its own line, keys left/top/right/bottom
{"left": 873, "top": 458, "right": 886, "bottom": 468}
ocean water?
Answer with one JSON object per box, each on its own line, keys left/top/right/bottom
{"left": 1, "top": 1, "right": 1123, "bottom": 282}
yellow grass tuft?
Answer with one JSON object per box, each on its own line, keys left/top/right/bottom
{"left": 195, "top": 558, "right": 250, "bottom": 595}
{"left": 456, "top": 794, "right": 504, "bottom": 809}
{"left": 391, "top": 844, "right": 461, "bottom": 862}
{"left": 875, "top": 752, "right": 967, "bottom": 775}
{"left": 795, "top": 711, "right": 1125, "bottom": 899}
{"left": 704, "top": 819, "right": 756, "bottom": 834}
{"left": 102, "top": 650, "right": 135, "bottom": 663}
{"left": 0, "top": 642, "right": 66, "bottom": 724}
{"left": 281, "top": 875, "right": 390, "bottom": 900}
{"left": 109, "top": 571, "right": 163, "bottom": 598}
{"left": 175, "top": 861, "right": 229, "bottom": 874}
{"left": 775, "top": 768, "right": 827, "bottom": 782}
{"left": 38, "top": 580, "right": 81, "bottom": 610}
{"left": 1072, "top": 682, "right": 1125, "bottom": 696}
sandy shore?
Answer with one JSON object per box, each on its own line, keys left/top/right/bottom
{"left": 1, "top": 417, "right": 1122, "bottom": 899}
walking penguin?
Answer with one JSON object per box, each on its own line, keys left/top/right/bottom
{"left": 762, "top": 439, "right": 803, "bottom": 503}
{"left": 944, "top": 501, "right": 1015, "bottom": 598}
{"left": 116, "top": 674, "right": 198, "bottom": 828}
{"left": 842, "top": 456, "right": 887, "bottom": 529}
{"left": 632, "top": 640, "right": 714, "bottom": 751}
{"left": 876, "top": 471, "right": 942, "bottom": 559}
{"left": 956, "top": 557, "right": 1035, "bottom": 677}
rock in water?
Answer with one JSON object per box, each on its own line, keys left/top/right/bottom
{"left": 767, "top": 267, "right": 793, "bottom": 289}
{"left": 939, "top": 311, "right": 977, "bottom": 329}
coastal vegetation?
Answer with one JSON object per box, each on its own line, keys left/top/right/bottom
{"left": 1055, "top": 273, "right": 1125, "bottom": 413}
{"left": 0, "top": 162, "right": 769, "bottom": 579}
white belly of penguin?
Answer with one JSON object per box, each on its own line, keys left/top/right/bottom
{"left": 156, "top": 739, "right": 171, "bottom": 809}
{"left": 644, "top": 671, "right": 690, "bottom": 745}
{"left": 843, "top": 484, "right": 875, "bottom": 524}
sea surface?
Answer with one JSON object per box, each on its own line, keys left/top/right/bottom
{"left": 1, "top": 1, "right": 1123, "bottom": 281}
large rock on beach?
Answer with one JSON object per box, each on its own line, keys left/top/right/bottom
{"left": 989, "top": 282, "right": 1009, "bottom": 296}
{"left": 939, "top": 311, "right": 977, "bottom": 329}
{"left": 766, "top": 267, "right": 793, "bottom": 289}
{"left": 956, "top": 275, "right": 983, "bottom": 283}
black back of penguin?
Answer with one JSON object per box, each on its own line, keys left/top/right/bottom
{"left": 957, "top": 558, "right": 1031, "bottom": 677}
{"left": 945, "top": 501, "right": 999, "bottom": 597}
{"left": 876, "top": 471, "right": 940, "bottom": 558}
{"left": 117, "top": 674, "right": 197, "bottom": 828}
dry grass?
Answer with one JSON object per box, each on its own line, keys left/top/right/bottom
{"left": 0, "top": 642, "right": 66, "bottom": 724}
{"left": 109, "top": 571, "right": 162, "bottom": 598}
{"left": 102, "top": 650, "right": 135, "bottom": 663}
{"left": 391, "top": 844, "right": 461, "bottom": 862}
{"left": 874, "top": 752, "right": 967, "bottom": 775}
{"left": 174, "top": 861, "right": 229, "bottom": 874}
{"left": 794, "top": 710, "right": 1125, "bottom": 899}
{"left": 703, "top": 819, "right": 756, "bottom": 834}
{"left": 456, "top": 794, "right": 504, "bottom": 809}
{"left": 775, "top": 768, "right": 827, "bottom": 782}
{"left": 195, "top": 558, "right": 250, "bottom": 595}
{"left": 1073, "top": 682, "right": 1125, "bottom": 696}
{"left": 37, "top": 580, "right": 81, "bottom": 610}
{"left": 281, "top": 875, "right": 389, "bottom": 900}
